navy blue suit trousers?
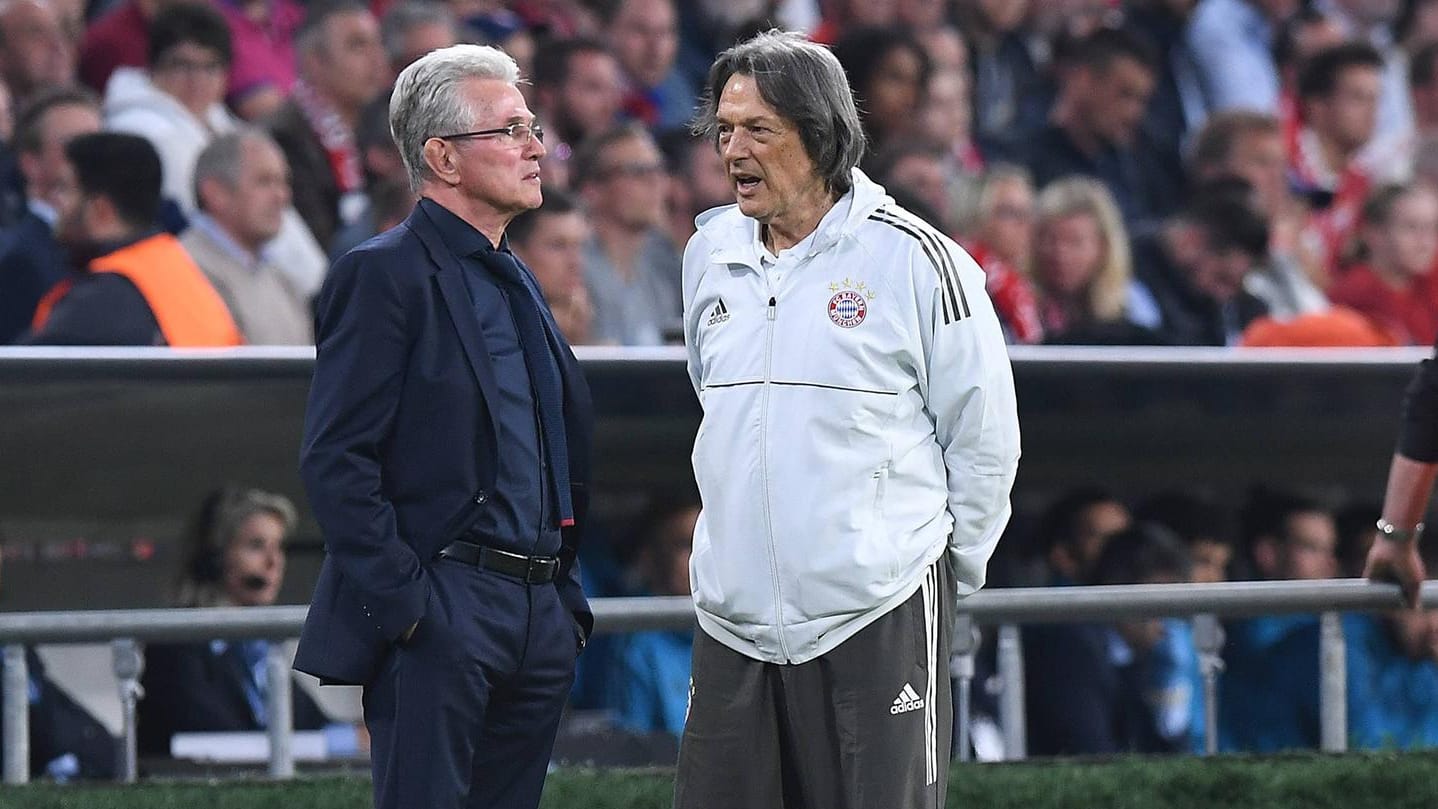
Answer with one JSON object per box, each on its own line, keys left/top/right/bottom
{"left": 365, "top": 559, "right": 581, "bottom": 809}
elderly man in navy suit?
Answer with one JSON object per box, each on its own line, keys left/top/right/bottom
{"left": 293, "top": 43, "right": 593, "bottom": 809}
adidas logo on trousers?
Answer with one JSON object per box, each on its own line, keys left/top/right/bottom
{"left": 890, "top": 683, "right": 925, "bottom": 714}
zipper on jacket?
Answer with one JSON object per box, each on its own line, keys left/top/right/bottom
{"left": 760, "top": 293, "right": 792, "bottom": 661}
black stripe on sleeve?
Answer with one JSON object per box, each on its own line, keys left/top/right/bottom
{"left": 868, "top": 211, "right": 966, "bottom": 323}
{"left": 867, "top": 213, "right": 955, "bottom": 324}
{"left": 876, "top": 207, "right": 971, "bottom": 319}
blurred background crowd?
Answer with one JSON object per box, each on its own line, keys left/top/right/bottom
{"left": 3, "top": 0, "right": 1438, "bottom": 780}
{"left": 10, "top": 0, "right": 1438, "bottom": 350}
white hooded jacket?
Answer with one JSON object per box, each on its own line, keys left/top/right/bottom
{"left": 682, "top": 168, "right": 1021, "bottom": 665}
{"left": 104, "top": 66, "right": 236, "bottom": 212}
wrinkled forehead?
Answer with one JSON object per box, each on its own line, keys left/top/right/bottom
{"left": 461, "top": 77, "right": 533, "bottom": 122}
{"left": 715, "top": 73, "right": 786, "bottom": 124}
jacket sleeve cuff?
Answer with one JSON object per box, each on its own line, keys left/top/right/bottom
{"left": 368, "top": 575, "right": 429, "bottom": 642}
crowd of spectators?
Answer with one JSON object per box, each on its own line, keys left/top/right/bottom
{"left": 2, "top": 0, "right": 1438, "bottom": 348}
{"left": 988, "top": 483, "right": 1438, "bottom": 757}
{"left": 18, "top": 478, "right": 1436, "bottom": 776}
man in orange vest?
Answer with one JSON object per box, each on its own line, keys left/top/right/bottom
{"left": 22, "top": 132, "right": 242, "bottom": 346}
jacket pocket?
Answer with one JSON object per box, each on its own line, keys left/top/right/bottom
{"left": 871, "top": 462, "right": 894, "bottom": 579}
{"left": 872, "top": 462, "right": 890, "bottom": 514}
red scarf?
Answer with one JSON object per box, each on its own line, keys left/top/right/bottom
{"left": 952, "top": 140, "right": 985, "bottom": 175}
{"left": 964, "top": 241, "right": 1044, "bottom": 344}
{"left": 292, "top": 79, "right": 363, "bottom": 194}
{"left": 1289, "top": 126, "right": 1372, "bottom": 278}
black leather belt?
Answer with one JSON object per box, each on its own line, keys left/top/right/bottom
{"left": 438, "top": 540, "right": 559, "bottom": 584}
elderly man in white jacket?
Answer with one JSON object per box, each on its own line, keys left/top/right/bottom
{"left": 676, "top": 31, "right": 1021, "bottom": 809}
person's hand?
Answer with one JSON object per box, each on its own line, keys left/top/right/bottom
{"left": 1364, "top": 538, "right": 1427, "bottom": 609}
{"left": 400, "top": 621, "right": 419, "bottom": 644}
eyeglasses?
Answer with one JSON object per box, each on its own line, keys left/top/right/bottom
{"left": 155, "top": 56, "right": 228, "bottom": 74}
{"left": 435, "top": 121, "right": 545, "bottom": 147}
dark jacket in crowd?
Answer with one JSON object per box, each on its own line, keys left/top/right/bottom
{"left": 138, "top": 641, "right": 330, "bottom": 757}
{"left": 0, "top": 211, "right": 67, "bottom": 344}
{"left": 1124, "top": 5, "right": 1203, "bottom": 174}
{"left": 1132, "top": 232, "right": 1268, "bottom": 346}
{"left": 970, "top": 32, "right": 1050, "bottom": 161}
{"left": 1023, "top": 622, "right": 1183, "bottom": 756}
{"left": 20, "top": 274, "right": 161, "bottom": 345}
{"left": 1024, "top": 124, "right": 1184, "bottom": 230}
{"left": 266, "top": 99, "right": 341, "bottom": 251}
{"left": 2, "top": 648, "right": 117, "bottom": 779}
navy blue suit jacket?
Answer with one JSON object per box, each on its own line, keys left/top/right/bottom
{"left": 294, "top": 202, "right": 594, "bottom": 686}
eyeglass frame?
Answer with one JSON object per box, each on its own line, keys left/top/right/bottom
{"left": 433, "top": 121, "right": 545, "bottom": 147}
{"left": 153, "top": 55, "right": 230, "bottom": 74}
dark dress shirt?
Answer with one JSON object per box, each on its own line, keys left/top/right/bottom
{"left": 420, "top": 199, "right": 560, "bottom": 556}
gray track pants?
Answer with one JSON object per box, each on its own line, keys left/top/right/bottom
{"left": 674, "top": 557, "right": 956, "bottom": 809}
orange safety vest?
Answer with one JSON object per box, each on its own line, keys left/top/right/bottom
{"left": 32, "top": 233, "right": 244, "bottom": 347}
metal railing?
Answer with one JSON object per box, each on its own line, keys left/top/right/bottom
{"left": 1, "top": 580, "right": 1432, "bottom": 784}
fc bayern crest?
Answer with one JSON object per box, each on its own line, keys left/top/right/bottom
{"left": 828, "top": 290, "right": 868, "bottom": 328}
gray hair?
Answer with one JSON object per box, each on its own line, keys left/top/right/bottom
{"left": 380, "top": 2, "right": 457, "bottom": 67}
{"left": 390, "top": 43, "right": 520, "bottom": 191}
{"left": 695, "top": 29, "right": 866, "bottom": 196}
{"left": 192, "top": 127, "right": 281, "bottom": 212}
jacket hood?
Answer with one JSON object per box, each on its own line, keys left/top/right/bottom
{"left": 103, "top": 67, "right": 231, "bottom": 132}
{"left": 693, "top": 168, "right": 894, "bottom": 268}
{"left": 103, "top": 67, "right": 176, "bottom": 117}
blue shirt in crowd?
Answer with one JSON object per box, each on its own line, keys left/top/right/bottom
{"left": 1345, "top": 613, "right": 1438, "bottom": 750}
{"left": 1219, "top": 614, "right": 1322, "bottom": 752}
{"left": 613, "top": 629, "right": 694, "bottom": 737}
{"left": 1148, "top": 619, "right": 1204, "bottom": 753}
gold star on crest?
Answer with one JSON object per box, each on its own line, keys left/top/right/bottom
{"left": 828, "top": 282, "right": 839, "bottom": 292}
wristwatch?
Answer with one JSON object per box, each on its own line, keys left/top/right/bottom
{"left": 1376, "top": 518, "right": 1425, "bottom": 544}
